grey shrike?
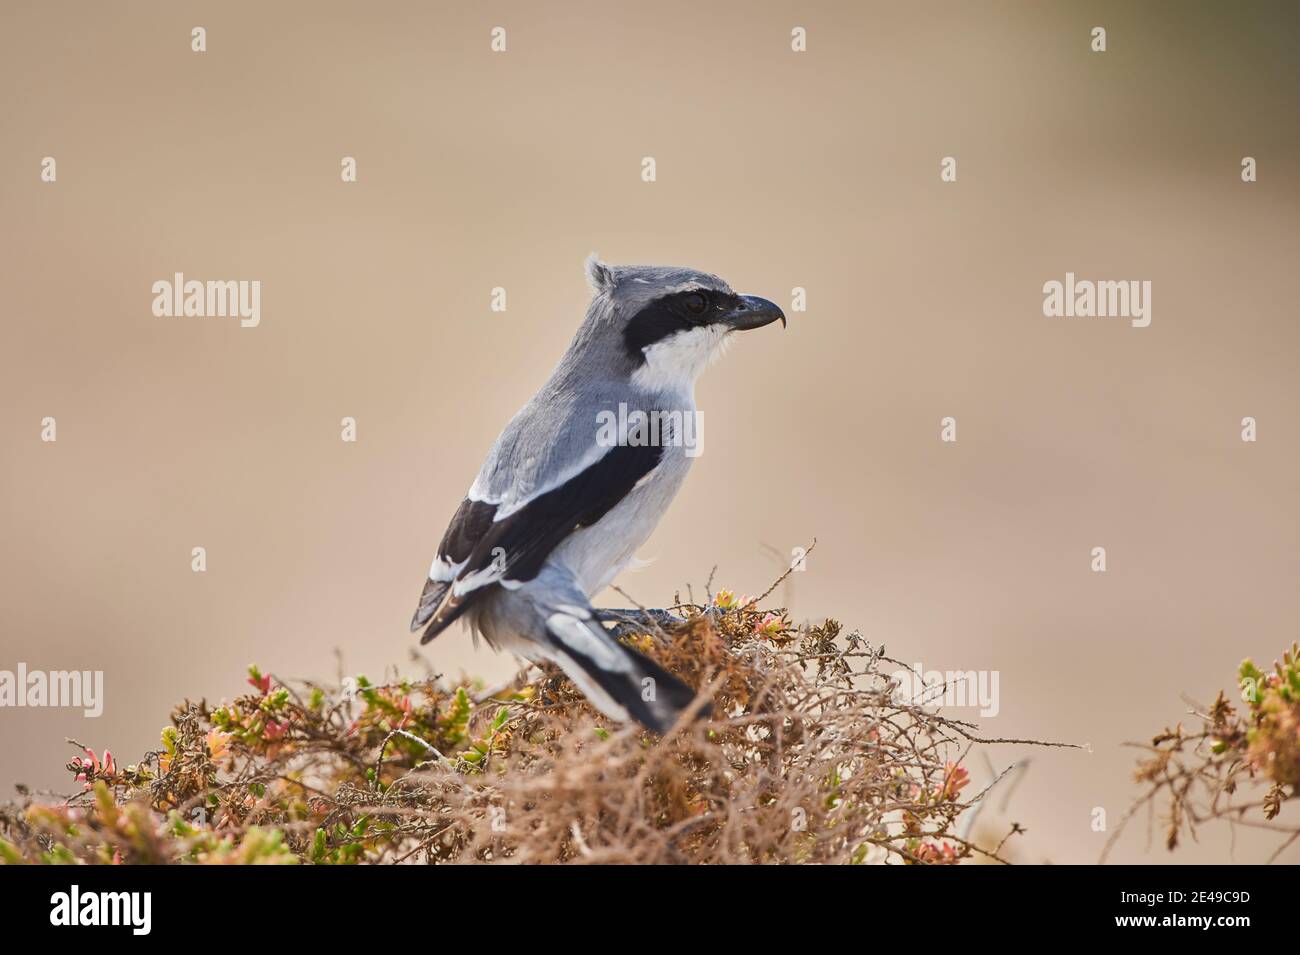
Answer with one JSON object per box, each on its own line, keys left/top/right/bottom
{"left": 411, "top": 256, "right": 785, "bottom": 732}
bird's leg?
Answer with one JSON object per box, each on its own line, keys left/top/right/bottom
{"left": 595, "top": 607, "right": 685, "bottom": 638}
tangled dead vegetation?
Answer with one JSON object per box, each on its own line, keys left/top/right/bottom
{"left": 1, "top": 586, "right": 1058, "bottom": 865}
{"left": 1106, "top": 643, "right": 1300, "bottom": 863}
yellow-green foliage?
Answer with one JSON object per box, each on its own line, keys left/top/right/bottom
{"left": 1108, "top": 643, "right": 1300, "bottom": 861}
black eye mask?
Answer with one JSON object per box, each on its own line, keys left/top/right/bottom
{"left": 622, "top": 289, "right": 738, "bottom": 360}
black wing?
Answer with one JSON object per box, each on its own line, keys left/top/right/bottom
{"left": 410, "top": 496, "right": 498, "bottom": 631}
{"left": 415, "top": 441, "right": 664, "bottom": 644}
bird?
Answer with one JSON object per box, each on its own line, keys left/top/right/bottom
{"left": 411, "top": 256, "right": 786, "bottom": 732}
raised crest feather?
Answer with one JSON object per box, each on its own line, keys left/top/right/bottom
{"left": 585, "top": 253, "right": 616, "bottom": 294}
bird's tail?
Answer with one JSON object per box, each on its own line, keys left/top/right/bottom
{"left": 542, "top": 609, "right": 705, "bottom": 734}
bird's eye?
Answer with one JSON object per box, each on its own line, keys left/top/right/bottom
{"left": 684, "top": 292, "right": 708, "bottom": 315}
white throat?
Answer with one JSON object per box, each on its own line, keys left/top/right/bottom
{"left": 631, "top": 325, "right": 731, "bottom": 395}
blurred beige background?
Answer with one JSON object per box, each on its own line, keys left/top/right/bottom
{"left": 2, "top": 1, "right": 1297, "bottom": 863}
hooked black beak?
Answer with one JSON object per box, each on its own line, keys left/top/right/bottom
{"left": 724, "top": 294, "right": 786, "bottom": 332}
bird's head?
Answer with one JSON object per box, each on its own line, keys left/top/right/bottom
{"left": 584, "top": 255, "right": 785, "bottom": 390}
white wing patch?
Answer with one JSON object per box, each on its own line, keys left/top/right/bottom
{"left": 428, "top": 555, "right": 465, "bottom": 582}
{"left": 452, "top": 562, "right": 515, "bottom": 596}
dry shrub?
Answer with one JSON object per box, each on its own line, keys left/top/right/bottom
{"left": 1, "top": 593, "right": 1044, "bottom": 865}
{"left": 1106, "top": 643, "right": 1300, "bottom": 863}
